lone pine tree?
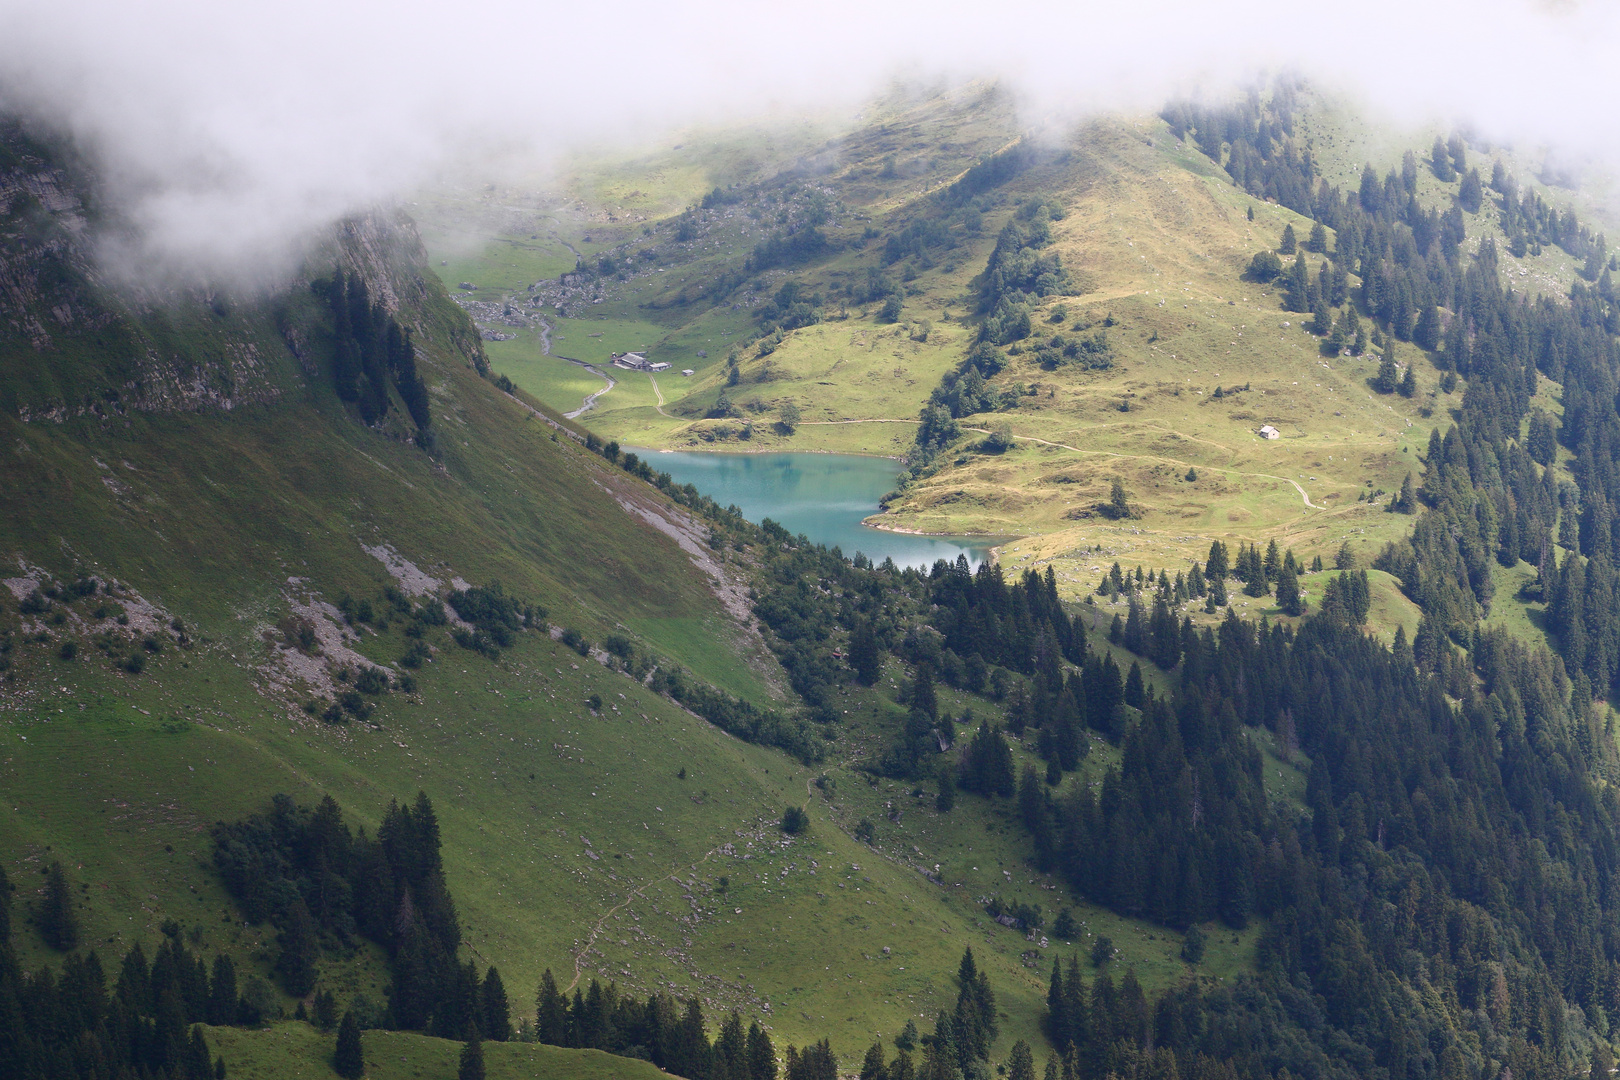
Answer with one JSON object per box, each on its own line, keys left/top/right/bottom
{"left": 457, "top": 1025, "right": 485, "bottom": 1080}
{"left": 40, "top": 860, "right": 78, "bottom": 951}
{"left": 334, "top": 1012, "right": 365, "bottom": 1079}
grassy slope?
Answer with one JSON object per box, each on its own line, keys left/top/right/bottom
{"left": 881, "top": 119, "right": 1439, "bottom": 581}
{"left": 428, "top": 92, "right": 1446, "bottom": 615}
{"left": 207, "top": 1023, "right": 666, "bottom": 1080}
{"left": 417, "top": 84, "right": 1022, "bottom": 449}
{"left": 0, "top": 229, "right": 1153, "bottom": 1075}
{"left": 434, "top": 83, "right": 1613, "bottom": 659}
{"left": 11, "top": 82, "right": 1605, "bottom": 1078}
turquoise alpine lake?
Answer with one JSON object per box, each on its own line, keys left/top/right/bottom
{"left": 627, "top": 449, "right": 1004, "bottom": 570}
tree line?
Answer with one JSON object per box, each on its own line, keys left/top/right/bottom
{"left": 0, "top": 870, "right": 229, "bottom": 1080}
{"left": 210, "top": 792, "right": 511, "bottom": 1041}
{"left": 311, "top": 269, "right": 432, "bottom": 434}
{"left": 532, "top": 970, "right": 778, "bottom": 1079}
{"left": 1002, "top": 600, "right": 1619, "bottom": 1080}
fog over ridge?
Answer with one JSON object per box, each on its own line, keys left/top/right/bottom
{"left": 0, "top": 0, "right": 1615, "bottom": 286}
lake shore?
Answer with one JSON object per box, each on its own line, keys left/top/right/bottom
{"left": 624, "top": 447, "right": 1000, "bottom": 569}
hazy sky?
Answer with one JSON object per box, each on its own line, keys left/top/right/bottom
{"left": 0, "top": 0, "right": 1615, "bottom": 285}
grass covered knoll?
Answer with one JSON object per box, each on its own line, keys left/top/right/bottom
{"left": 878, "top": 118, "right": 1441, "bottom": 570}
{"left": 208, "top": 1023, "right": 668, "bottom": 1080}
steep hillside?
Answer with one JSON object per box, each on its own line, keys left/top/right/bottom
{"left": 0, "top": 111, "right": 1125, "bottom": 1077}
{"left": 425, "top": 89, "right": 1440, "bottom": 606}
{"left": 9, "top": 77, "right": 1620, "bottom": 1080}
{"left": 438, "top": 82, "right": 1609, "bottom": 637}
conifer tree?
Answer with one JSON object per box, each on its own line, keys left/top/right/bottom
{"left": 1328, "top": 260, "right": 1348, "bottom": 308}
{"left": 1284, "top": 254, "right": 1310, "bottom": 312}
{"left": 1413, "top": 305, "right": 1441, "bottom": 352}
{"left": 1527, "top": 411, "right": 1557, "bottom": 466}
{"left": 1358, "top": 163, "right": 1382, "bottom": 213}
{"left": 910, "top": 664, "right": 937, "bottom": 723}
{"left": 1278, "top": 224, "right": 1296, "bottom": 254}
{"left": 1560, "top": 505, "right": 1579, "bottom": 549}
{"left": 328, "top": 270, "right": 362, "bottom": 402}
{"left": 936, "top": 761, "right": 956, "bottom": 813}
{"left": 1107, "top": 479, "right": 1131, "bottom": 520}
{"left": 1447, "top": 133, "right": 1467, "bottom": 176}
{"left": 1276, "top": 562, "right": 1304, "bottom": 616}
{"left": 208, "top": 954, "right": 238, "bottom": 1025}
{"left": 1243, "top": 568, "right": 1270, "bottom": 598}
{"left": 314, "top": 988, "right": 338, "bottom": 1031}
{"left": 388, "top": 325, "right": 432, "bottom": 431}
{"left": 1392, "top": 623, "right": 1412, "bottom": 665}
{"left": 849, "top": 619, "right": 881, "bottom": 686}
{"left": 40, "top": 860, "right": 78, "bottom": 951}
{"left": 480, "top": 967, "right": 510, "bottom": 1041}
{"left": 457, "top": 1024, "right": 485, "bottom": 1080}
{"left": 1398, "top": 365, "right": 1417, "bottom": 398}
{"left": 535, "top": 969, "right": 567, "bottom": 1044}
{"left": 1305, "top": 222, "right": 1327, "bottom": 254}
{"left": 1310, "top": 280, "right": 1332, "bottom": 336}
{"left": 1325, "top": 316, "right": 1348, "bottom": 356}
{"left": 1123, "top": 661, "right": 1145, "bottom": 708}
{"left": 1458, "top": 168, "right": 1484, "bottom": 213}
{"left": 670, "top": 998, "right": 711, "bottom": 1079}
{"left": 861, "top": 1042, "right": 888, "bottom": 1080}
{"left": 1123, "top": 597, "right": 1145, "bottom": 655}
{"left": 1589, "top": 1043, "right": 1614, "bottom": 1080}
{"left": 1431, "top": 137, "right": 1455, "bottom": 182}
{"left": 186, "top": 1027, "right": 212, "bottom": 1080}
{"left": 1391, "top": 474, "right": 1417, "bottom": 514}
{"left": 1008, "top": 1041, "right": 1036, "bottom": 1080}
{"left": 747, "top": 1021, "right": 777, "bottom": 1080}
{"left": 275, "top": 896, "right": 319, "bottom": 995}
{"left": 1374, "top": 352, "right": 1399, "bottom": 394}
{"left": 334, "top": 1011, "right": 365, "bottom": 1079}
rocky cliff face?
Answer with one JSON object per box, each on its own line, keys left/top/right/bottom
{"left": 0, "top": 115, "right": 483, "bottom": 423}
{"left": 0, "top": 147, "right": 101, "bottom": 352}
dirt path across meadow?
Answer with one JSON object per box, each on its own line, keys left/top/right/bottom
{"left": 568, "top": 847, "right": 722, "bottom": 993}
{"left": 563, "top": 359, "right": 616, "bottom": 419}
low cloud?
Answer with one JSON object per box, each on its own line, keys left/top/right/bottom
{"left": 0, "top": 0, "right": 1614, "bottom": 286}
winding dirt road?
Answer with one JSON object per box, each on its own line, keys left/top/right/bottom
{"left": 648, "top": 375, "right": 670, "bottom": 417}
{"left": 563, "top": 360, "right": 616, "bottom": 419}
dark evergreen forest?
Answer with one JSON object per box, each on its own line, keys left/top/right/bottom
{"left": 0, "top": 864, "right": 229, "bottom": 1080}
{"left": 311, "top": 270, "right": 433, "bottom": 434}
{"left": 210, "top": 792, "right": 506, "bottom": 1041}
